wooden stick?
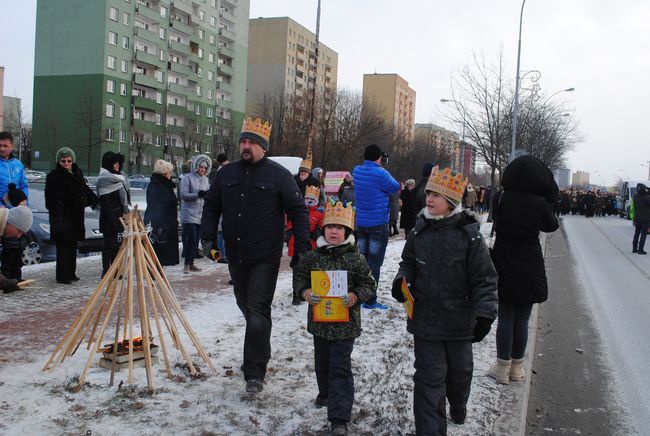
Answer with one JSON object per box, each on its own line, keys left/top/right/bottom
{"left": 126, "top": 212, "right": 135, "bottom": 385}
{"left": 17, "top": 279, "right": 36, "bottom": 288}
{"left": 144, "top": 259, "right": 172, "bottom": 378}
{"left": 109, "top": 276, "right": 125, "bottom": 386}
{"left": 133, "top": 221, "right": 154, "bottom": 389}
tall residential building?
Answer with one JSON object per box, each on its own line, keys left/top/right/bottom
{"left": 572, "top": 170, "right": 590, "bottom": 187}
{"left": 363, "top": 73, "right": 416, "bottom": 141}
{"left": 246, "top": 17, "right": 338, "bottom": 113}
{"left": 32, "top": 0, "right": 249, "bottom": 175}
{"left": 413, "top": 123, "right": 474, "bottom": 174}
{"left": 552, "top": 167, "right": 571, "bottom": 189}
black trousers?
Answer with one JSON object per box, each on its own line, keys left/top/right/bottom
{"left": 633, "top": 220, "right": 649, "bottom": 251}
{"left": 314, "top": 336, "right": 355, "bottom": 422}
{"left": 56, "top": 241, "right": 78, "bottom": 282}
{"left": 1, "top": 236, "right": 23, "bottom": 280}
{"left": 229, "top": 260, "right": 281, "bottom": 381}
{"left": 413, "top": 337, "right": 473, "bottom": 436}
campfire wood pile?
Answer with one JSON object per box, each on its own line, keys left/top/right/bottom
{"left": 43, "top": 208, "right": 216, "bottom": 389}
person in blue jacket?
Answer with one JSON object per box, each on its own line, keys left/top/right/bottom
{"left": 0, "top": 132, "right": 28, "bottom": 207}
{"left": 352, "top": 144, "right": 400, "bottom": 309}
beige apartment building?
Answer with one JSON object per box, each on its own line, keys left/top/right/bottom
{"left": 362, "top": 73, "right": 416, "bottom": 141}
{"left": 246, "top": 17, "right": 338, "bottom": 112}
{"left": 572, "top": 170, "right": 590, "bottom": 186}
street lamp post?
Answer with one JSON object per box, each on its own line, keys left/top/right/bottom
{"left": 108, "top": 99, "right": 121, "bottom": 153}
{"left": 642, "top": 161, "right": 650, "bottom": 180}
{"left": 511, "top": 0, "right": 527, "bottom": 161}
{"left": 543, "top": 87, "right": 575, "bottom": 105}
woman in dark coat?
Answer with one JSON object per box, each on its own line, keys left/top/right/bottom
{"left": 488, "top": 155, "right": 559, "bottom": 384}
{"left": 45, "top": 147, "right": 97, "bottom": 284}
{"left": 144, "top": 160, "right": 179, "bottom": 266}
{"left": 399, "top": 178, "right": 417, "bottom": 238}
{"left": 96, "top": 151, "right": 130, "bottom": 277}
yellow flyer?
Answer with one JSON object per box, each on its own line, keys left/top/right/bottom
{"left": 401, "top": 278, "right": 414, "bottom": 320}
{"left": 311, "top": 271, "right": 349, "bottom": 322}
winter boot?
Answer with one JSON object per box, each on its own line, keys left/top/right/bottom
{"left": 329, "top": 420, "right": 348, "bottom": 435}
{"left": 183, "top": 265, "right": 191, "bottom": 274}
{"left": 488, "top": 358, "right": 511, "bottom": 384}
{"left": 450, "top": 406, "right": 467, "bottom": 425}
{"left": 189, "top": 264, "right": 202, "bottom": 272}
{"left": 315, "top": 394, "right": 328, "bottom": 408}
{"left": 509, "top": 358, "right": 526, "bottom": 381}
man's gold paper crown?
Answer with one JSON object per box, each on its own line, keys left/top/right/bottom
{"left": 241, "top": 117, "right": 272, "bottom": 142}
{"left": 425, "top": 166, "right": 468, "bottom": 205}
{"left": 323, "top": 201, "right": 355, "bottom": 230}
{"left": 305, "top": 184, "right": 320, "bottom": 200}
{"left": 300, "top": 145, "right": 313, "bottom": 172}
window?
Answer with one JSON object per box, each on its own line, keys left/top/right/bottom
{"left": 121, "top": 59, "right": 128, "bottom": 73}
{"left": 195, "top": 105, "right": 201, "bottom": 115}
{"left": 155, "top": 113, "right": 162, "bottom": 125}
{"left": 159, "top": 28, "right": 165, "bottom": 39}
{"left": 156, "top": 92, "right": 163, "bottom": 104}
{"left": 107, "top": 79, "right": 116, "bottom": 93}
{"left": 208, "top": 52, "right": 214, "bottom": 63}
{"left": 120, "top": 83, "right": 127, "bottom": 96}
{"left": 160, "top": 6, "right": 167, "bottom": 18}
{"left": 197, "top": 67, "right": 203, "bottom": 77}
{"left": 206, "top": 125, "right": 212, "bottom": 135}
{"left": 122, "top": 36, "right": 129, "bottom": 49}
{"left": 109, "top": 7, "right": 119, "bottom": 21}
{"left": 119, "top": 130, "right": 126, "bottom": 143}
{"left": 211, "top": 0, "right": 216, "bottom": 7}
{"left": 198, "top": 29, "right": 204, "bottom": 39}
{"left": 207, "top": 89, "right": 214, "bottom": 99}
{"left": 155, "top": 135, "right": 161, "bottom": 146}
{"left": 207, "top": 107, "right": 213, "bottom": 118}
{"left": 106, "top": 104, "right": 115, "bottom": 117}
{"left": 159, "top": 49, "right": 165, "bottom": 61}
{"left": 196, "top": 85, "right": 201, "bottom": 96}
{"left": 209, "top": 16, "right": 216, "bottom": 26}
{"left": 155, "top": 70, "right": 164, "bottom": 82}
{"left": 198, "top": 48, "right": 203, "bottom": 59}
{"left": 108, "top": 31, "right": 117, "bottom": 45}
{"left": 123, "top": 12, "right": 130, "bottom": 25}
{"left": 120, "top": 106, "right": 126, "bottom": 120}
{"left": 107, "top": 55, "right": 116, "bottom": 70}
{"left": 207, "top": 71, "right": 214, "bottom": 81}
{"left": 199, "top": 11, "right": 205, "bottom": 21}
{"left": 209, "top": 34, "right": 215, "bottom": 45}
{"left": 106, "top": 128, "right": 115, "bottom": 141}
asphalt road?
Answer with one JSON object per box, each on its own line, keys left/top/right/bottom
{"left": 527, "top": 215, "right": 646, "bottom": 434}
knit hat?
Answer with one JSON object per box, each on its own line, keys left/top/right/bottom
{"left": 425, "top": 166, "right": 468, "bottom": 206}
{"left": 0, "top": 208, "right": 8, "bottom": 234}
{"left": 364, "top": 144, "right": 382, "bottom": 161}
{"left": 4, "top": 183, "right": 27, "bottom": 207}
{"left": 240, "top": 117, "right": 271, "bottom": 150}
{"left": 7, "top": 205, "right": 33, "bottom": 234}
{"left": 55, "top": 147, "right": 76, "bottom": 163}
{"left": 153, "top": 159, "right": 174, "bottom": 174}
{"left": 421, "top": 162, "right": 434, "bottom": 177}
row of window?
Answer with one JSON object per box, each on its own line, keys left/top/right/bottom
{"left": 107, "top": 56, "right": 129, "bottom": 73}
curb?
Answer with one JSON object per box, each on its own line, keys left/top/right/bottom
{"left": 492, "top": 232, "right": 548, "bottom": 435}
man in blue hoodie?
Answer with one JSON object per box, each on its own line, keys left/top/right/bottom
{"left": 0, "top": 132, "right": 28, "bottom": 207}
{"left": 352, "top": 144, "right": 400, "bottom": 309}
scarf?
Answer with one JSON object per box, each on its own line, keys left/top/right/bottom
{"left": 96, "top": 168, "right": 131, "bottom": 207}
{"left": 316, "top": 234, "right": 356, "bottom": 248}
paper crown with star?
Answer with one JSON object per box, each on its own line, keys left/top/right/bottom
{"left": 299, "top": 145, "right": 313, "bottom": 173}
{"left": 322, "top": 200, "right": 355, "bottom": 230}
{"left": 425, "top": 166, "right": 469, "bottom": 206}
{"left": 240, "top": 117, "right": 272, "bottom": 150}
{"left": 305, "top": 184, "right": 320, "bottom": 203}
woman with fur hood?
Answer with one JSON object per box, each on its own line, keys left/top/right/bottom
{"left": 180, "top": 154, "right": 211, "bottom": 273}
{"left": 96, "top": 151, "right": 130, "bottom": 277}
{"left": 45, "top": 147, "right": 97, "bottom": 283}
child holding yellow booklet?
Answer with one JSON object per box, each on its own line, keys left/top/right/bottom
{"left": 392, "top": 166, "right": 498, "bottom": 434}
{"left": 293, "top": 200, "right": 376, "bottom": 435}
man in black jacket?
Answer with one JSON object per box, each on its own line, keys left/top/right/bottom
{"left": 632, "top": 183, "right": 650, "bottom": 254}
{"left": 201, "top": 117, "right": 309, "bottom": 394}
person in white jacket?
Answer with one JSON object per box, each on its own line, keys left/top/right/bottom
{"left": 180, "top": 154, "right": 211, "bottom": 273}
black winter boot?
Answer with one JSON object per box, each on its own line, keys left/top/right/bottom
{"left": 450, "top": 406, "right": 467, "bottom": 425}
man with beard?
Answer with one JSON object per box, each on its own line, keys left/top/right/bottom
{"left": 201, "top": 117, "right": 309, "bottom": 395}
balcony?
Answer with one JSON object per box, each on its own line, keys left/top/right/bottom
{"left": 217, "top": 99, "right": 232, "bottom": 110}
{"left": 135, "top": 5, "right": 160, "bottom": 23}
{"left": 218, "top": 27, "right": 236, "bottom": 41}
{"left": 219, "top": 8, "right": 236, "bottom": 23}
{"left": 135, "top": 50, "right": 164, "bottom": 68}
{"left": 171, "top": 1, "right": 193, "bottom": 15}
{"left": 133, "top": 119, "right": 163, "bottom": 134}
{"left": 134, "top": 27, "right": 160, "bottom": 46}
{"left": 218, "top": 63, "right": 234, "bottom": 77}
{"left": 168, "top": 82, "right": 188, "bottom": 95}
{"left": 170, "top": 18, "right": 194, "bottom": 36}
{"left": 217, "top": 81, "right": 232, "bottom": 93}
{"left": 169, "top": 61, "right": 190, "bottom": 75}
{"left": 133, "top": 96, "right": 160, "bottom": 112}
{"left": 219, "top": 45, "right": 235, "bottom": 59}
{"left": 169, "top": 40, "right": 190, "bottom": 55}
{"left": 135, "top": 73, "right": 162, "bottom": 89}
{"left": 167, "top": 103, "right": 189, "bottom": 116}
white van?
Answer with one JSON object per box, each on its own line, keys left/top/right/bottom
{"left": 620, "top": 180, "right": 650, "bottom": 218}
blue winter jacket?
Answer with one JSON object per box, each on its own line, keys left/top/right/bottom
{"left": 352, "top": 161, "right": 400, "bottom": 227}
{"left": 0, "top": 155, "right": 28, "bottom": 207}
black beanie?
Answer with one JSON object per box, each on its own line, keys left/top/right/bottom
{"left": 421, "top": 162, "right": 434, "bottom": 177}
{"left": 5, "top": 183, "right": 27, "bottom": 207}
{"left": 364, "top": 144, "right": 382, "bottom": 161}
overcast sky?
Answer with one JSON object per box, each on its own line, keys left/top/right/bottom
{"left": 2, "top": 0, "right": 649, "bottom": 183}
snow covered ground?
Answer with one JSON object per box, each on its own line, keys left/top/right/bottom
{"left": 0, "top": 222, "right": 506, "bottom": 435}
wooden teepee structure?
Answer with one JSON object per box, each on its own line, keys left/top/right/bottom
{"left": 43, "top": 208, "right": 216, "bottom": 389}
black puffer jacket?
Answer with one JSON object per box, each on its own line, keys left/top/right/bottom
{"left": 393, "top": 211, "right": 498, "bottom": 341}
{"left": 45, "top": 164, "right": 96, "bottom": 242}
{"left": 144, "top": 173, "right": 179, "bottom": 266}
{"left": 201, "top": 156, "right": 309, "bottom": 263}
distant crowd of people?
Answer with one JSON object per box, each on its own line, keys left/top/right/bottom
{"left": 554, "top": 188, "right": 620, "bottom": 217}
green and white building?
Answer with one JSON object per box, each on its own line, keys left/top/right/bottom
{"left": 32, "top": 0, "right": 249, "bottom": 175}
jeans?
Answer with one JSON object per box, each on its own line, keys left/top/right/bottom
{"left": 633, "top": 219, "right": 649, "bottom": 251}
{"left": 182, "top": 223, "right": 200, "bottom": 266}
{"left": 229, "top": 260, "right": 281, "bottom": 381}
{"left": 217, "top": 231, "right": 228, "bottom": 261}
{"left": 496, "top": 303, "right": 534, "bottom": 360}
{"left": 413, "top": 337, "right": 473, "bottom": 435}
{"left": 314, "top": 336, "right": 355, "bottom": 422}
{"left": 357, "top": 223, "right": 389, "bottom": 304}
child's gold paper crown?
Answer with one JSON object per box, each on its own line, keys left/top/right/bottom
{"left": 305, "top": 184, "right": 320, "bottom": 201}
{"left": 241, "top": 117, "right": 271, "bottom": 143}
{"left": 323, "top": 201, "right": 355, "bottom": 230}
{"left": 299, "top": 145, "right": 313, "bottom": 172}
{"left": 425, "top": 166, "right": 468, "bottom": 205}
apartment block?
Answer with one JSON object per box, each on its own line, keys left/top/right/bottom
{"left": 413, "top": 123, "right": 473, "bottom": 174}
{"left": 552, "top": 167, "right": 571, "bottom": 189}
{"left": 246, "top": 17, "right": 338, "bottom": 113}
{"left": 572, "top": 170, "right": 590, "bottom": 187}
{"left": 31, "top": 0, "right": 249, "bottom": 175}
{"left": 363, "top": 73, "right": 416, "bottom": 141}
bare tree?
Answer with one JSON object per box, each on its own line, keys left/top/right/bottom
{"left": 130, "top": 129, "right": 150, "bottom": 175}
{"left": 74, "top": 91, "right": 103, "bottom": 173}
{"left": 178, "top": 119, "right": 205, "bottom": 162}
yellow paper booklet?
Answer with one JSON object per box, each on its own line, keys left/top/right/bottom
{"left": 311, "top": 271, "right": 350, "bottom": 322}
{"left": 401, "top": 278, "right": 414, "bottom": 320}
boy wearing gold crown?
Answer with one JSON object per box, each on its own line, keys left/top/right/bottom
{"left": 293, "top": 200, "right": 376, "bottom": 435}
{"left": 391, "top": 166, "right": 497, "bottom": 433}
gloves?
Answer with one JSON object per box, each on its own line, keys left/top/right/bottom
{"left": 289, "top": 253, "right": 302, "bottom": 269}
{"left": 302, "top": 290, "right": 322, "bottom": 305}
{"left": 3, "top": 279, "right": 21, "bottom": 293}
{"left": 341, "top": 293, "right": 357, "bottom": 308}
{"left": 472, "top": 317, "right": 494, "bottom": 343}
{"left": 201, "top": 239, "right": 220, "bottom": 261}
{"left": 391, "top": 277, "right": 407, "bottom": 302}
{"left": 197, "top": 190, "right": 207, "bottom": 198}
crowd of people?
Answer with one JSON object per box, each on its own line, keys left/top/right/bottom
{"left": 2, "top": 120, "right": 648, "bottom": 435}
